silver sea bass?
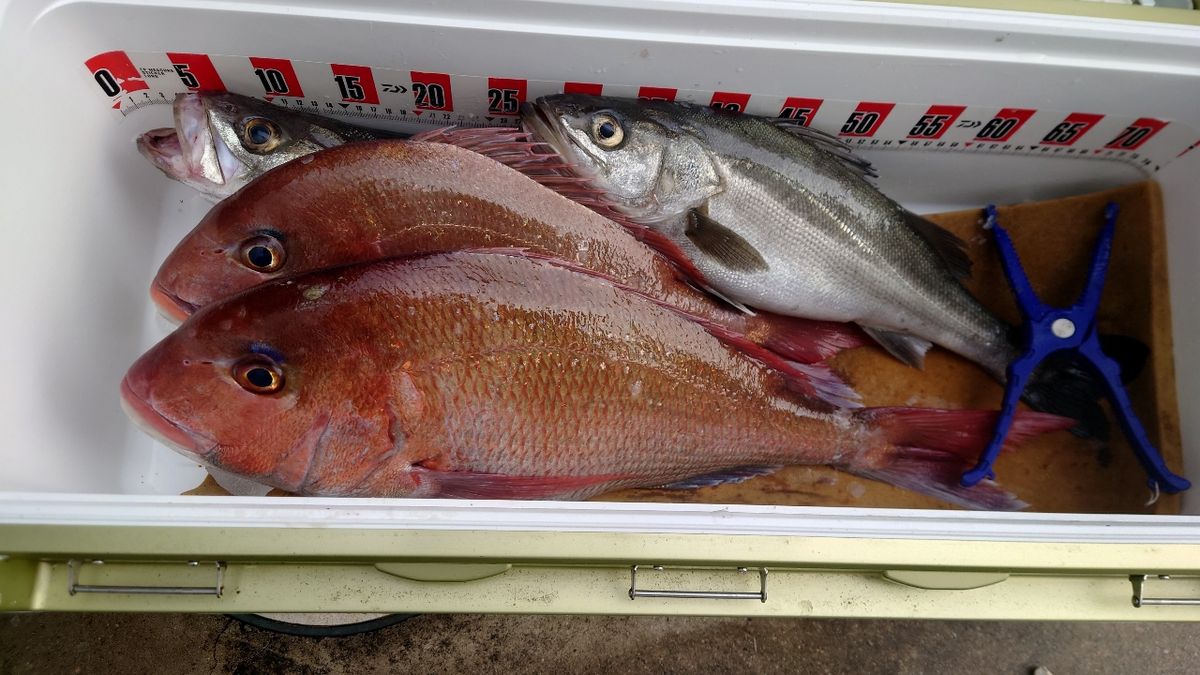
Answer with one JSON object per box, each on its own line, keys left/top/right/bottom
{"left": 520, "top": 94, "right": 1117, "bottom": 434}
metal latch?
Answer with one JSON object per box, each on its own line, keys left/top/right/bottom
{"left": 628, "top": 565, "right": 768, "bottom": 602}
{"left": 1130, "top": 575, "right": 1200, "bottom": 607}
{"left": 67, "top": 560, "right": 225, "bottom": 597}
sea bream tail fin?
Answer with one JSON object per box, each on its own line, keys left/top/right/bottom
{"left": 859, "top": 325, "right": 933, "bottom": 369}
{"left": 844, "top": 407, "right": 1074, "bottom": 510}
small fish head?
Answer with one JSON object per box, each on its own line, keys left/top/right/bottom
{"left": 525, "top": 94, "right": 716, "bottom": 221}
{"left": 137, "top": 93, "right": 350, "bottom": 200}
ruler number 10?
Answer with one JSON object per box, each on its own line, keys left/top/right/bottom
{"left": 254, "top": 67, "right": 290, "bottom": 95}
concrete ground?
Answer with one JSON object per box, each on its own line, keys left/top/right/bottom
{"left": 1, "top": 614, "right": 1198, "bottom": 673}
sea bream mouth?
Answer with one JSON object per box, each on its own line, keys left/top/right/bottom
{"left": 119, "top": 376, "right": 217, "bottom": 463}
{"left": 150, "top": 282, "right": 199, "bottom": 324}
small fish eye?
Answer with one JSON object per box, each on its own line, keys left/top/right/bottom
{"left": 239, "top": 234, "right": 286, "bottom": 273}
{"left": 233, "top": 357, "right": 284, "bottom": 394}
{"left": 240, "top": 117, "right": 282, "bottom": 153}
{"left": 590, "top": 113, "right": 625, "bottom": 149}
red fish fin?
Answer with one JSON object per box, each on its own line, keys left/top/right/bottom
{"left": 857, "top": 407, "right": 1073, "bottom": 461}
{"left": 659, "top": 465, "right": 782, "bottom": 489}
{"left": 845, "top": 447, "right": 1027, "bottom": 511}
{"left": 755, "top": 315, "right": 869, "bottom": 364}
{"left": 470, "top": 249, "right": 861, "bottom": 410}
{"left": 417, "top": 467, "right": 628, "bottom": 500}
{"left": 413, "top": 130, "right": 713, "bottom": 286}
{"left": 843, "top": 407, "right": 1073, "bottom": 510}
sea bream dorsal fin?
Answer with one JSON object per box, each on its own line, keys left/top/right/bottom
{"left": 770, "top": 119, "right": 878, "bottom": 179}
{"left": 903, "top": 211, "right": 973, "bottom": 281}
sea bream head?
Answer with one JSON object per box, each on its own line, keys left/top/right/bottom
{"left": 522, "top": 94, "right": 723, "bottom": 222}
{"left": 121, "top": 274, "right": 410, "bottom": 496}
{"left": 136, "top": 92, "right": 377, "bottom": 200}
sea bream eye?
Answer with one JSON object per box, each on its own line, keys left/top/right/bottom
{"left": 240, "top": 117, "right": 282, "bottom": 153}
{"left": 233, "top": 357, "right": 284, "bottom": 394}
{"left": 239, "top": 234, "right": 286, "bottom": 273}
{"left": 590, "top": 113, "right": 625, "bottom": 149}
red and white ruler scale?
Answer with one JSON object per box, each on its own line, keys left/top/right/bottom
{"left": 85, "top": 50, "right": 1200, "bottom": 173}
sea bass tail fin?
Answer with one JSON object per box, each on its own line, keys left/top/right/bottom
{"left": 754, "top": 314, "right": 869, "bottom": 364}
{"left": 845, "top": 407, "right": 1074, "bottom": 510}
{"left": 1020, "top": 334, "right": 1150, "bottom": 440}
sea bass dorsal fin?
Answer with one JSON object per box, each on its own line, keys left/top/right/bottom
{"left": 685, "top": 209, "right": 769, "bottom": 273}
{"left": 859, "top": 325, "right": 933, "bottom": 369}
{"left": 904, "top": 211, "right": 973, "bottom": 281}
{"left": 770, "top": 119, "right": 878, "bottom": 179}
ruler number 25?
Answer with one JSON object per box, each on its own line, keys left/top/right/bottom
{"left": 487, "top": 87, "right": 520, "bottom": 114}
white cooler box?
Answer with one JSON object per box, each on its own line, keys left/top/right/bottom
{"left": 1, "top": 0, "right": 1200, "bottom": 618}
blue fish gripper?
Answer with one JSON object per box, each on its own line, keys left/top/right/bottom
{"left": 961, "top": 202, "right": 1190, "bottom": 494}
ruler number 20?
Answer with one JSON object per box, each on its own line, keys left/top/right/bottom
{"left": 413, "top": 82, "right": 447, "bottom": 109}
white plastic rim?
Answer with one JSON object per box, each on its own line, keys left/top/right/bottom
{"left": 0, "top": 0, "right": 1198, "bottom": 536}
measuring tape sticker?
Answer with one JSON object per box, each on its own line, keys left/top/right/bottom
{"left": 84, "top": 50, "right": 1197, "bottom": 173}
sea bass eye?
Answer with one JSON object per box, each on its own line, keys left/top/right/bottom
{"left": 590, "top": 113, "right": 625, "bottom": 149}
{"left": 233, "top": 357, "right": 284, "bottom": 394}
{"left": 239, "top": 234, "right": 286, "bottom": 273}
{"left": 240, "top": 117, "right": 282, "bottom": 153}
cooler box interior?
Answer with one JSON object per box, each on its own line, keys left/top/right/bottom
{"left": 2, "top": 0, "right": 1199, "bottom": 547}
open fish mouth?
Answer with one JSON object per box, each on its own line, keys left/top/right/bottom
{"left": 136, "top": 94, "right": 244, "bottom": 193}
{"left": 119, "top": 376, "right": 216, "bottom": 462}
{"left": 520, "top": 100, "right": 589, "bottom": 168}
